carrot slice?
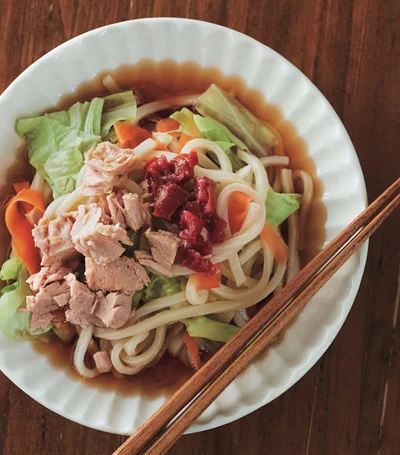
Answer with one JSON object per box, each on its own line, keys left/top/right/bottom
{"left": 192, "top": 264, "right": 222, "bottom": 291}
{"left": 5, "top": 188, "right": 45, "bottom": 275}
{"left": 12, "top": 181, "right": 31, "bottom": 212}
{"left": 228, "top": 191, "right": 252, "bottom": 234}
{"left": 176, "top": 133, "right": 193, "bottom": 154}
{"left": 13, "top": 181, "right": 30, "bottom": 193}
{"left": 155, "top": 118, "right": 180, "bottom": 136}
{"left": 183, "top": 331, "right": 201, "bottom": 370}
{"left": 260, "top": 221, "right": 288, "bottom": 263}
{"left": 114, "top": 122, "right": 152, "bottom": 148}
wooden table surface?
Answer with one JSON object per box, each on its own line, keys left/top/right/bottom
{"left": 1, "top": 1, "right": 399, "bottom": 454}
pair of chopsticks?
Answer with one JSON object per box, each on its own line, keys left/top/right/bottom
{"left": 114, "top": 177, "right": 399, "bottom": 455}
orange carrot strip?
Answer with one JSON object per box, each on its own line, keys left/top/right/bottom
{"left": 192, "top": 264, "right": 222, "bottom": 291}
{"left": 183, "top": 331, "right": 201, "bottom": 370}
{"left": 5, "top": 188, "right": 45, "bottom": 275}
{"left": 176, "top": 133, "right": 193, "bottom": 154}
{"left": 114, "top": 122, "right": 152, "bottom": 149}
{"left": 260, "top": 221, "right": 288, "bottom": 263}
{"left": 12, "top": 181, "right": 31, "bottom": 212}
{"left": 155, "top": 118, "right": 180, "bottom": 136}
{"left": 228, "top": 191, "right": 253, "bottom": 234}
{"left": 13, "top": 181, "right": 30, "bottom": 193}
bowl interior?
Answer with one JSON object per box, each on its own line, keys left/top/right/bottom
{"left": 0, "top": 18, "right": 368, "bottom": 435}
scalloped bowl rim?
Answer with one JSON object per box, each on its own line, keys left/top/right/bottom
{"left": 0, "top": 18, "right": 368, "bottom": 435}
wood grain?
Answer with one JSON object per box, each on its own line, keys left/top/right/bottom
{"left": 0, "top": 1, "right": 399, "bottom": 454}
{"left": 115, "top": 182, "right": 399, "bottom": 455}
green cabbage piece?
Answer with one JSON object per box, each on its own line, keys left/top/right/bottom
{"left": 265, "top": 189, "right": 301, "bottom": 227}
{"left": 195, "top": 84, "right": 277, "bottom": 156}
{"left": 145, "top": 274, "right": 181, "bottom": 301}
{"left": 208, "top": 311, "right": 235, "bottom": 324}
{"left": 170, "top": 108, "right": 245, "bottom": 171}
{"left": 101, "top": 91, "right": 137, "bottom": 137}
{"left": 0, "top": 258, "right": 22, "bottom": 282}
{"left": 170, "top": 108, "right": 202, "bottom": 137}
{"left": 185, "top": 316, "right": 240, "bottom": 342}
{"left": 130, "top": 274, "right": 182, "bottom": 309}
{"left": 16, "top": 115, "right": 100, "bottom": 198}
{"left": 193, "top": 115, "right": 244, "bottom": 171}
{"left": 193, "top": 114, "right": 247, "bottom": 150}
{"left": 16, "top": 91, "right": 137, "bottom": 198}
{"left": 131, "top": 290, "right": 144, "bottom": 308}
{"left": 46, "top": 97, "right": 104, "bottom": 136}
{"left": 45, "top": 147, "right": 84, "bottom": 196}
{"left": 0, "top": 259, "right": 51, "bottom": 340}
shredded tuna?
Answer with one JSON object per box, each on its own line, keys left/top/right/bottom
{"left": 107, "top": 192, "right": 126, "bottom": 226}
{"left": 32, "top": 214, "right": 79, "bottom": 267}
{"left": 71, "top": 203, "right": 132, "bottom": 265}
{"left": 122, "top": 193, "right": 151, "bottom": 231}
{"left": 61, "top": 274, "right": 133, "bottom": 329}
{"left": 64, "top": 274, "right": 98, "bottom": 326}
{"left": 93, "top": 350, "right": 112, "bottom": 373}
{"left": 85, "top": 256, "right": 149, "bottom": 294}
{"left": 134, "top": 250, "right": 172, "bottom": 277}
{"left": 95, "top": 292, "right": 132, "bottom": 329}
{"left": 99, "top": 191, "right": 151, "bottom": 231}
{"left": 145, "top": 229, "right": 180, "bottom": 270}
{"left": 51, "top": 309, "right": 67, "bottom": 325}
{"left": 82, "top": 142, "right": 137, "bottom": 195}
{"left": 27, "top": 281, "right": 70, "bottom": 331}
{"left": 27, "top": 266, "right": 73, "bottom": 292}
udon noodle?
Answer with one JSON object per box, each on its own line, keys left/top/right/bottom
{"left": 0, "top": 80, "right": 313, "bottom": 380}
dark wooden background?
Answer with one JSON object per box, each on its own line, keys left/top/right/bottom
{"left": 0, "top": 1, "right": 399, "bottom": 454}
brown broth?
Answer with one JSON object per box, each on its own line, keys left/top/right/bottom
{"left": 32, "top": 337, "right": 192, "bottom": 397}
{"left": 55, "top": 59, "right": 326, "bottom": 264}
{"left": 6, "top": 59, "right": 326, "bottom": 396}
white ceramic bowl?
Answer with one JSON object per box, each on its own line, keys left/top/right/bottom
{"left": 0, "top": 18, "right": 367, "bottom": 435}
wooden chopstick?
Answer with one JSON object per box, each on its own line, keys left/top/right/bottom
{"left": 139, "top": 187, "right": 400, "bottom": 455}
{"left": 114, "top": 177, "right": 400, "bottom": 455}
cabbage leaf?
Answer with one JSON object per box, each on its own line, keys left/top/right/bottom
{"left": 0, "top": 258, "right": 22, "bottom": 282}
{"left": 170, "top": 108, "right": 202, "bottom": 137}
{"left": 131, "top": 290, "right": 144, "bottom": 308}
{"left": 131, "top": 274, "right": 181, "bottom": 309}
{"left": 145, "top": 274, "right": 181, "bottom": 301}
{"left": 170, "top": 109, "right": 245, "bottom": 171}
{"left": 195, "top": 84, "right": 277, "bottom": 156}
{"left": 0, "top": 259, "right": 51, "bottom": 340}
{"left": 101, "top": 91, "right": 137, "bottom": 137}
{"left": 185, "top": 316, "right": 240, "bottom": 342}
{"left": 16, "top": 116, "right": 99, "bottom": 198}
{"left": 16, "top": 91, "right": 137, "bottom": 198}
{"left": 46, "top": 97, "right": 104, "bottom": 136}
{"left": 193, "top": 115, "right": 244, "bottom": 171}
{"left": 265, "top": 189, "right": 301, "bottom": 227}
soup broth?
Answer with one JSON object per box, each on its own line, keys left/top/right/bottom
{"left": 2, "top": 59, "right": 326, "bottom": 397}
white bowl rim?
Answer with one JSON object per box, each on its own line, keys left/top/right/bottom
{"left": 0, "top": 17, "right": 368, "bottom": 435}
